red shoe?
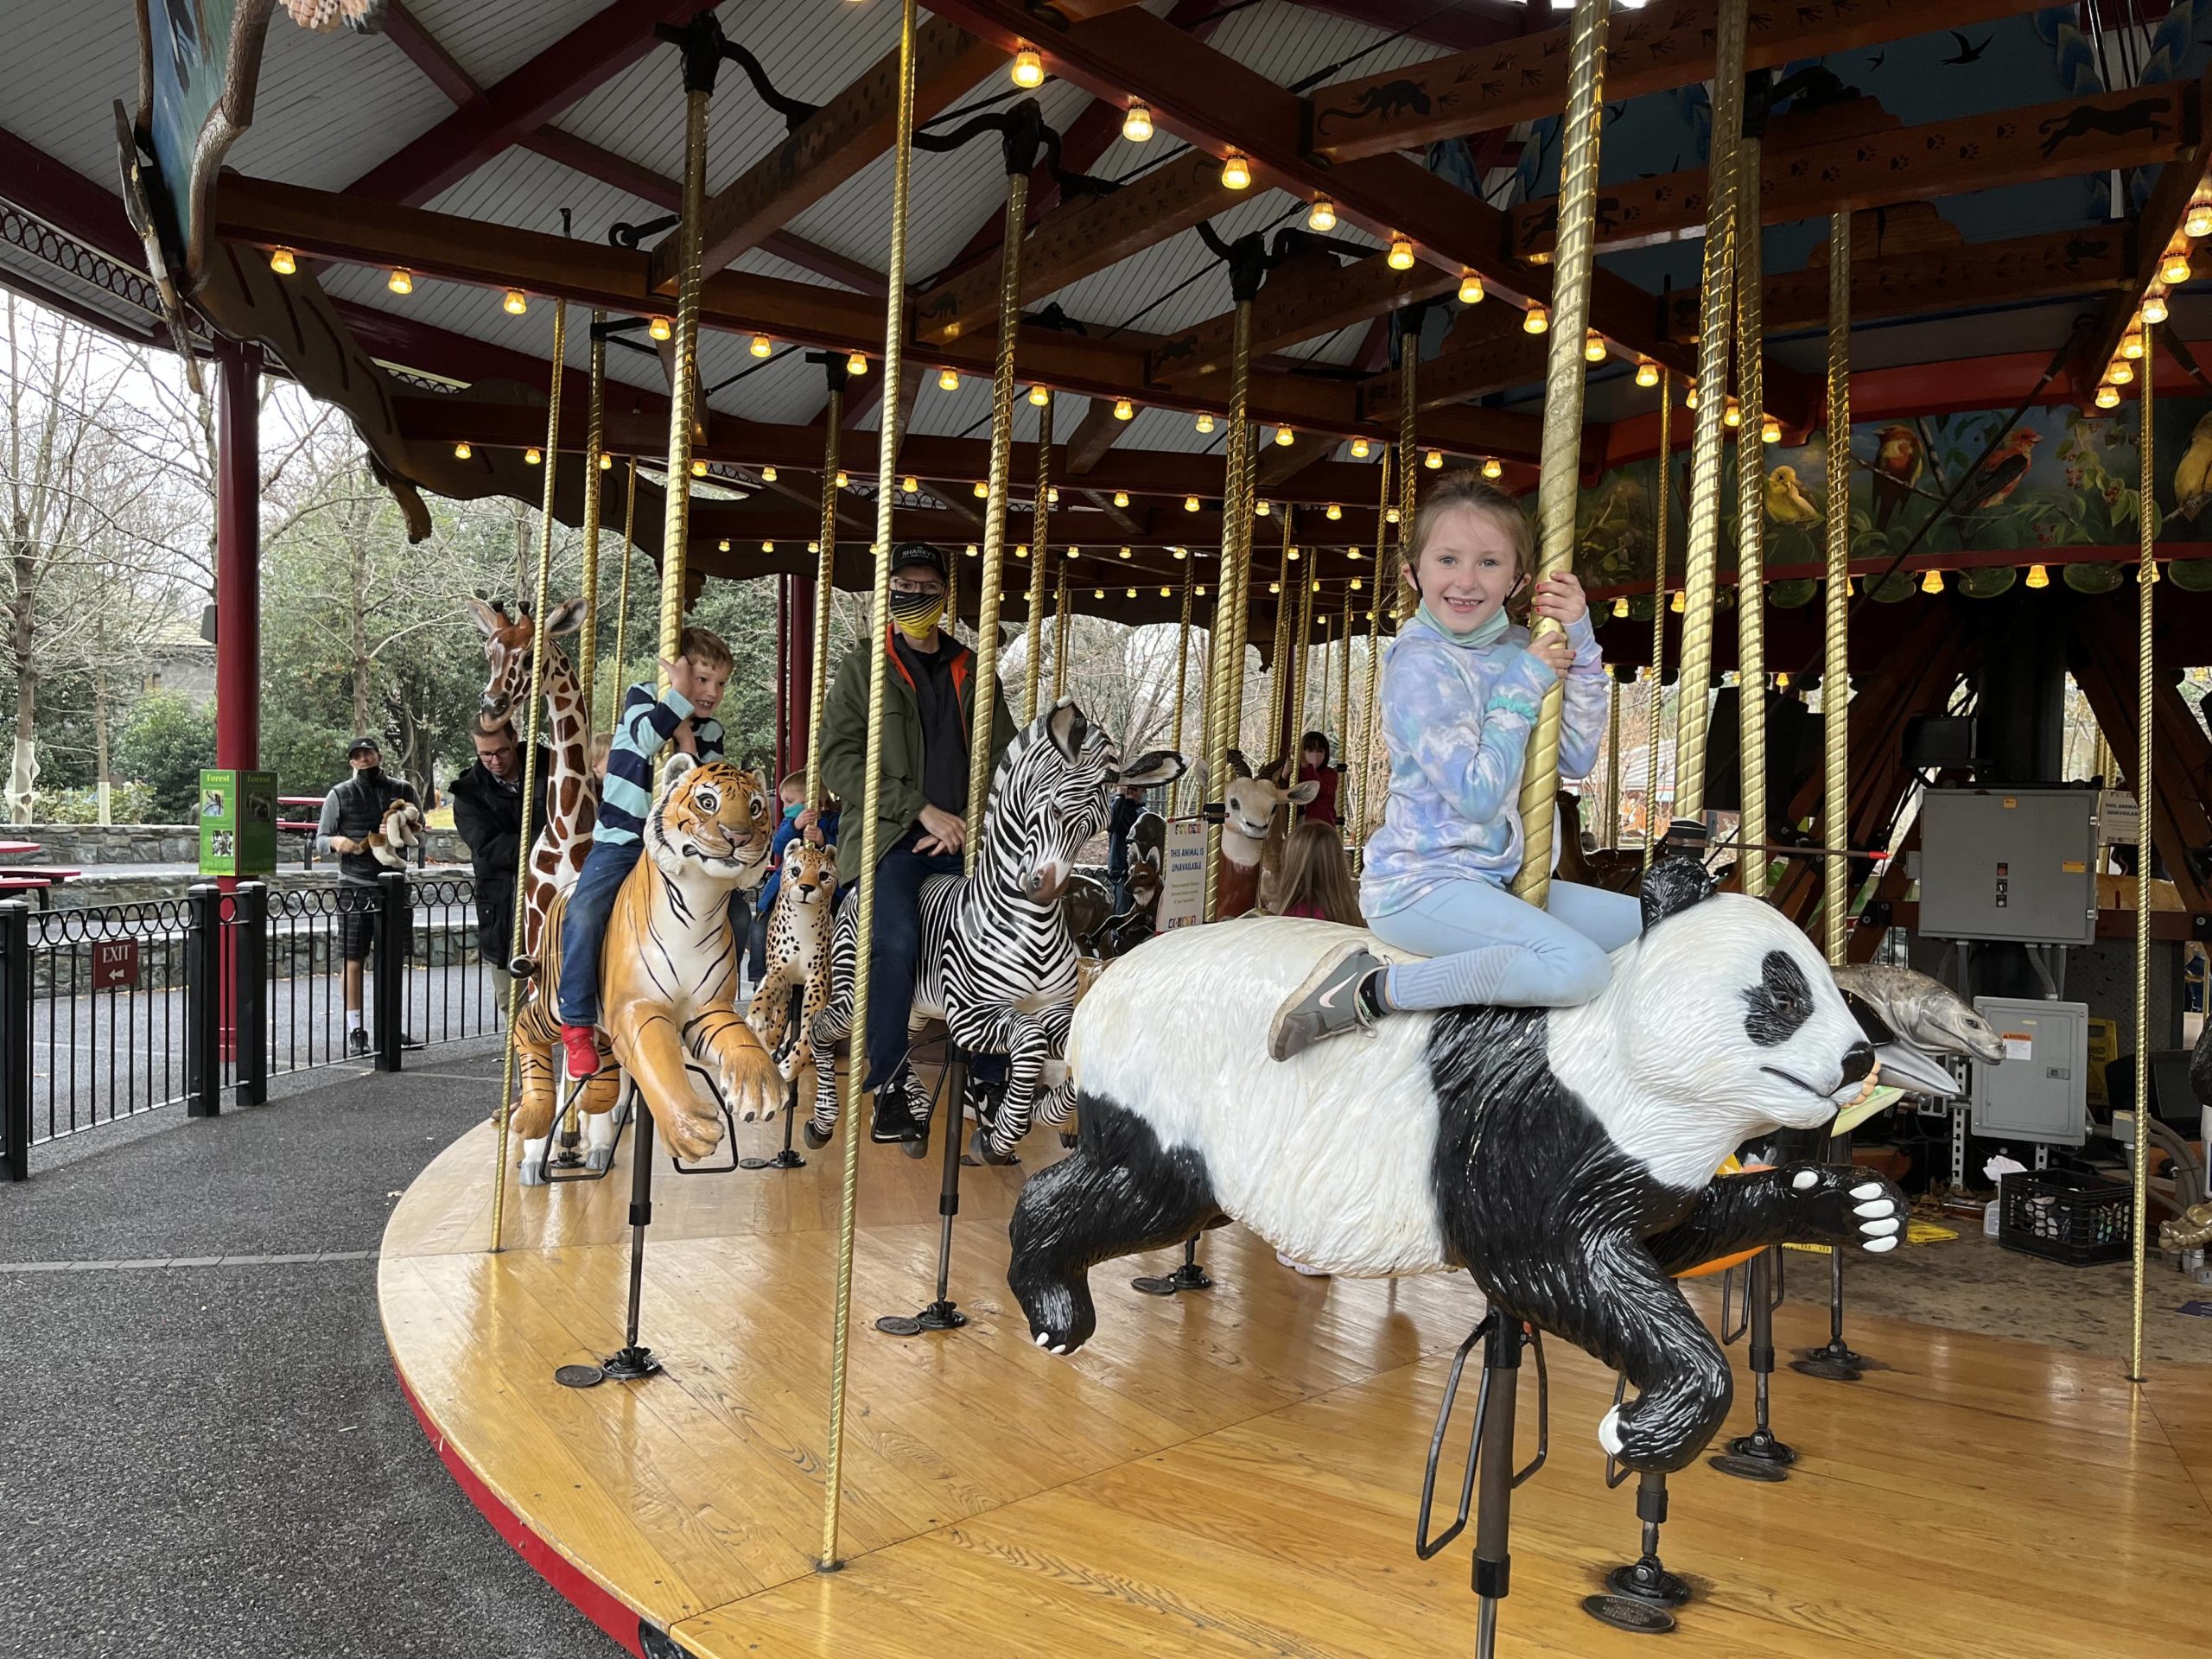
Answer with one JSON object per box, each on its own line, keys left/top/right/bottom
{"left": 560, "top": 1024, "right": 601, "bottom": 1078}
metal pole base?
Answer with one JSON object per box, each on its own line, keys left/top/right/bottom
{"left": 1134, "top": 1238, "right": 1212, "bottom": 1296}
{"left": 875, "top": 1301, "right": 967, "bottom": 1338}
{"left": 599, "top": 1343, "right": 661, "bottom": 1382}
{"left": 1580, "top": 1594, "right": 1678, "bottom": 1635}
{"left": 1605, "top": 1556, "right": 1692, "bottom": 1607}
{"left": 554, "top": 1363, "right": 604, "bottom": 1389}
{"left": 741, "top": 1147, "right": 808, "bottom": 1171}
{"left": 1789, "top": 1337, "right": 1866, "bottom": 1382}
{"left": 1710, "top": 1427, "right": 1795, "bottom": 1482}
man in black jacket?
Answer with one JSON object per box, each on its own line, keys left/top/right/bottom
{"left": 316, "top": 735, "right": 423, "bottom": 1057}
{"left": 450, "top": 716, "right": 550, "bottom": 1007}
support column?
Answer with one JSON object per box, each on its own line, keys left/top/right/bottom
{"left": 215, "top": 340, "right": 260, "bottom": 775}
{"left": 788, "top": 573, "right": 817, "bottom": 780}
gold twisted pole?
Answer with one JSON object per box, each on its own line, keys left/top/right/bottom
{"left": 1510, "top": 0, "right": 1610, "bottom": 906}
{"left": 1398, "top": 362, "right": 1419, "bottom": 617}
{"left": 1052, "top": 558, "right": 1071, "bottom": 701}
{"left": 1646, "top": 384, "right": 1670, "bottom": 867}
{"left": 1358, "top": 444, "right": 1395, "bottom": 853}
{"left": 580, "top": 315, "right": 606, "bottom": 727}
{"left": 1336, "top": 587, "right": 1353, "bottom": 818}
{"left": 1734, "top": 133, "right": 1769, "bottom": 899}
{"left": 1823, "top": 213, "right": 1852, "bottom": 964}
{"left": 1228, "top": 467, "right": 1259, "bottom": 764}
{"left": 489, "top": 294, "right": 566, "bottom": 1253}
{"left": 1202, "top": 299, "right": 1255, "bottom": 921}
{"left": 1603, "top": 676, "right": 1622, "bottom": 850}
{"left": 611, "top": 458, "right": 637, "bottom": 701}
{"left": 1291, "top": 557, "right": 1315, "bottom": 750}
{"left": 2129, "top": 330, "right": 2156, "bottom": 1385}
{"left": 1672, "top": 0, "right": 1748, "bottom": 823}
{"left": 1265, "top": 520, "right": 1293, "bottom": 761}
{"left": 1170, "top": 557, "right": 1194, "bottom": 811}
{"left": 963, "top": 166, "right": 1028, "bottom": 862}
{"left": 809, "top": 384, "right": 842, "bottom": 806}
{"left": 823, "top": 0, "right": 917, "bottom": 1571}
{"left": 1023, "top": 393, "right": 1054, "bottom": 721}
{"left": 657, "top": 86, "right": 710, "bottom": 706}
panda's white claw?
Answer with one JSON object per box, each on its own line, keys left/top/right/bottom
{"left": 1791, "top": 1170, "right": 1818, "bottom": 1191}
{"left": 1051, "top": 1344, "right": 1069, "bottom": 1356}
{"left": 1853, "top": 1198, "right": 1894, "bottom": 1217}
{"left": 1863, "top": 1235, "right": 1898, "bottom": 1253}
{"left": 1034, "top": 1332, "right": 1052, "bottom": 1348}
{"left": 1850, "top": 1181, "right": 1885, "bottom": 1200}
{"left": 1597, "top": 1406, "right": 1624, "bottom": 1458}
{"left": 1863, "top": 1217, "right": 1900, "bottom": 1236}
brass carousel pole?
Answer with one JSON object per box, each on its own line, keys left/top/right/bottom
{"left": 1671, "top": 0, "right": 1749, "bottom": 828}
{"left": 822, "top": 0, "right": 918, "bottom": 1571}
{"left": 487, "top": 294, "right": 566, "bottom": 1255}
{"left": 611, "top": 459, "right": 638, "bottom": 708}
{"left": 1023, "top": 393, "right": 1055, "bottom": 721}
{"left": 1603, "top": 677, "right": 1622, "bottom": 850}
{"left": 1335, "top": 587, "right": 1353, "bottom": 815}
{"left": 2128, "top": 327, "right": 2157, "bottom": 1386}
{"left": 579, "top": 316, "right": 606, "bottom": 725}
{"left": 1358, "top": 444, "right": 1395, "bottom": 854}
{"left": 1202, "top": 300, "right": 1256, "bottom": 922}
{"left": 1265, "top": 520, "right": 1294, "bottom": 763}
{"left": 1510, "top": 0, "right": 1609, "bottom": 910}
{"left": 1052, "top": 556, "right": 1071, "bottom": 701}
{"left": 810, "top": 367, "right": 842, "bottom": 805}
{"left": 1399, "top": 362, "right": 1419, "bottom": 608}
{"left": 1290, "top": 560, "right": 1315, "bottom": 756}
{"left": 1734, "top": 131, "right": 1770, "bottom": 899}
{"left": 1645, "top": 385, "right": 1671, "bottom": 868}
{"left": 1170, "top": 557, "right": 1194, "bottom": 813}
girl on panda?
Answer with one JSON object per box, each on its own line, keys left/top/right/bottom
{"left": 1270, "top": 471, "right": 1640, "bottom": 1059}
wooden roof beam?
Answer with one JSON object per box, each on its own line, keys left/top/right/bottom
{"left": 1148, "top": 250, "right": 1459, "bottom": 388}
{"left": 1510, "top": 85, "right": 2199, "bottom": 259}
{"left": 2073, "top": 72, "right": 2212, "bottom": 394}
{"left": 1306, "top": 0, "right": 2053, "bottom": 165}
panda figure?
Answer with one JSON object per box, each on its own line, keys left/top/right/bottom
{"left": 1007, "top": 854, "right": 1910, "bottom": 1476}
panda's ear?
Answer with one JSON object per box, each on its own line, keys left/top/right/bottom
{"left": 1640, "top": 852, "right": 1714, "bottom": 931}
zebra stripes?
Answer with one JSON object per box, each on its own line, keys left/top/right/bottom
{"left": 806, "top": 702, "right": 1185, "bottom": 1160}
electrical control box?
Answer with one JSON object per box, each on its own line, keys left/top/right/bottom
{"left": 1917, "top": 788, "right": 2098, "bottom": 945}
{"left": 1968, "top": 997, "right": 2088, "bottom": 1147}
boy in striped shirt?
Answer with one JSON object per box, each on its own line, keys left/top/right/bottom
{"left": 556, "top": 626, "right": 731, "bottom": 1078}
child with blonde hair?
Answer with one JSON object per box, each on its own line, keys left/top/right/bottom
{"left": 1267, "top": 820, "right": 1362, "bottom": 925}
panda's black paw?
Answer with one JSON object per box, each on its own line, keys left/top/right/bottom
{"left": 1780, "top": 1164, "right": 1906, "bottom": 1255}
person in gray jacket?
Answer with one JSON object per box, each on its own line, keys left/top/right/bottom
{"left": 316, "top": 735, "right": 422, "bottom": 1057}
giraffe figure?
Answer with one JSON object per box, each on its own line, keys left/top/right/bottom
{"left": 467, "top": 597, "right": 597, "bottom": 970}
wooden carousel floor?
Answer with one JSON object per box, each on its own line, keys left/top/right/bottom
{"left": 382, "top": 1109, "right": 2212, "bottom": 1658}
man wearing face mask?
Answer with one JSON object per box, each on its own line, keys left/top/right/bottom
{"left": 821, "top": 543, "right": 1017, "bottom": 1145}
{"left": 317, "top": 735, "right": 423, "bottom": 1057}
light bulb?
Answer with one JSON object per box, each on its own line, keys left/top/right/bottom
{"left": 762, "top": 540, "right": 774, "bottom": 553}
{"left": 1325, "top": 503, "right": 1342, "bottom": 521}
{"left": 2190, "top": 202, "right": 2212, "bottom": 238}
{"left": 387, "top": 268, "right": 414, "bottom": 296}
{"left": 1274, "top": 425, "right": 1294, "bottom": 447}
{"left": 269, "top": 246, "right": 297, "bottom": 276}
{"left": 836, "top": 469, "right": 849, "bottom": 488}
{"left": 1635, "top": 358, "right": 1659, "bottom": 388}
{"left": 965, "top": 543, "right": 979, "bottom": 558}
{"left": 2164, "top": 249, "right": 2193, "bottom": 285}
{"left": 1424, "top": 448, "right": 1443, "bottom": 470}
{"left": 690, "top": 458, "right": 707, "bottom": 477}
{"left": 1185, "top": 495, "right": 1200, "bottom": 512}
{"left": 2096, "top": 384, "right": 2122, "bottom": 410}
{"left": 1307, "top": 196, "right": 1337, "bottom": 232}
{"left": 2111, "top": 359, "right": 2134, "bottom": 385}
{"left": 1118, "top": 546, "right": 1132, "bottom": 559}
{"left": 973, "top": 480, "right": 988, "bottom": 499}
{"left": 717, "top": 537, "right": 730, "bottom": 552}
{"left": 846, "top": 351, "right": 867, "bottom": 376}
{"left": 1351, "top": 436, "right": 1370, "bottom": 459}
{"left": 2123, "top": 333, "right": 2147, "bottom": 360}
{"left": 1921, "top": 568, "right": 1944, "bottom": 594}
{"left": 938, "top": 365, "right": 958, "bottom": 391}
{"left": 1199, "top": 586, "right": 1209, "bottom": 596}
{"left": 1776, "top": 671, "right": 1790, "bottom": 690}
{"left": 1611, "top": 596, "right": 1629, "bottom": 618}
{"left": 901, "top": 475, "right": 918, "bottom": 494}
{"left": 1094, "top": 588, "right": 1104, "bottom": 599}
{"left": 1011, "top": 47, "right": 1044, "bottom": 88}
{"left": 1160, "top": 586, "right": 1172, "bottom": 598}
{"left": 1287, "top": 546, "right": 1301, "bottom": 561}
{"left": 1350, "top": 577, "right": 1363, "bottom": 591}
{"left": 1195, "top": 411, "right": 1215, "bottom": 434}
{"left": 751, "top": 333, "right": 772, "bottom": 358}
{"left": 1122, "top": 101, "right": 1153, "bottom": 143}
{"left": 2143, "top": 294, "right": 2170, "bottom": 324}
{"left": 1684, "top": 384, "right": 1699, "bottom": 410}
{"left": 649, "top": 315, "right": 671, "bottom": 340}
{"left": 503, "top": 289, "right": 527, "bottom": 315}
{"left": 1255, "top": 499, "right": 1271, "bottom": 517}
{"left": 1723, "top": 396, "right": 1742, "bottom": 428}
{"left": 1048, "top": 487, "right": 1059, "bottom": 505}
{"left": 1173, "top": 547, "right": 1188, "bottom": 560}
{"left": 599, "top": 452, "right": 612, "bottom": 471}
{"left": 1761, "top": 416, "right": 1781, "bottom": 444}
{"left": 2026, "top": 563, "right": 2050, "bottom": 588}
{"left": 1016, "top": 544, "right": 1028, "bottom": 559}
{"left": 1670, "top": 590, "right": 1685, "bottom": 613}
{"left": 1221, "top": 149, "right": 1251, "bottom": 190}
{"left": 524, "top": 447, "right": 542, "bottom": 466}
{"left": 1387, "top": 238, "right": 1415, "bottom": 271}
{"left": 760, "top": 465, "right": 777, "bottom": 482}
{"left": 1459, "top": 271, "right": 1484, "bottom": 305}
{"left": 1481, "top": 457, "right": 1503, "bottom": 480}
{"left": 1029, "top": 383, "right": 1049, "bottom": 406}
{"left": 1269, "top": 581, "right": 1281, "bottom": 594}
{"left": 452, "top": 441, "right": 472, "bottom": 460}
{"left": 1113, "top": 490, "right": 1130, "bottom": 507}
{"left": 1113, "top": 397, "right": 1135, "bottom": 421}
{"left": 1522, "top": 304, "right": 1548, "bottom": 335}
{"left": 808, "top": 540, "right": 819, "bottom": 553}
{"left": 1347, "top": 547, "right": 1363, "bottom": 560}
{"left": 1584, "top": 330, "right": 1606, "bottom": 363}
{"left": 1126, "top": 587, "right": 1137, "bottom": 598}
{"left": 1385, "top": 506, "right": 1400, "bottom": 524}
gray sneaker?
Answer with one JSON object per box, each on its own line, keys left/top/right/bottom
{"left": 1268, "top": 945, "right": 1385, "bottom": 1062}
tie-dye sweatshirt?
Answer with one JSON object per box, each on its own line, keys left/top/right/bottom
{"left": 1360, "top": 607, "right": 1607, "bottom": 918}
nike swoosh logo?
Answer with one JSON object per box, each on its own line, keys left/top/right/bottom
{"left": 1317, "top": 982, "right": 1346, "bottom": 1010}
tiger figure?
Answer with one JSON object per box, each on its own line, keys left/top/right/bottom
{"left": 745, "top": 838, "right": 839, "bottom": 1082}
{"left": 510, "top": 754, "right": 784, "bottom": 1183}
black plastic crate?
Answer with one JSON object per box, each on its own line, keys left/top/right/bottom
{"left": 1998, "top": 1169, "right": 2134, "bottom": 1266}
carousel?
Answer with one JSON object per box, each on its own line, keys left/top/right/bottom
{"left": 21, "top": 0, "right": 2212, "bottom": 1653}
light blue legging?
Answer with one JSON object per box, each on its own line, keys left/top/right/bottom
{"left": 1369, "top": 877, "right": 1643, "bottom": 1010}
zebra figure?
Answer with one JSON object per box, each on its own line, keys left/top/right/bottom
{"left": 798, "top": 701, "right": 1185, "bottom": 1162}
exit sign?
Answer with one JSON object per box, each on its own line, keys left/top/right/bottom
{"left": 92, "top": 940, "right": 138, "bottom": 989}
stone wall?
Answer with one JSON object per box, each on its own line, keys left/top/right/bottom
{"left": 0, "top": 822, "right": 470, "bottom": 873}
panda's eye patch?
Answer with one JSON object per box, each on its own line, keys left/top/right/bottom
{"left": 1743, "top": 950, "right": 1816, "bottom": 1047}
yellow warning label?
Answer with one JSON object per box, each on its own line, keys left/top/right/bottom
{"left": 2002, "top": 796, "right": 2018, "bottom": 808}
{"left": 2062, "top": 861, "right": 2086, "bottom": 874}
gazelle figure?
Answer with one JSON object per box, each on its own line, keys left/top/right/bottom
{"left": 468, "top": 597, "right": 597, "bottom": 970}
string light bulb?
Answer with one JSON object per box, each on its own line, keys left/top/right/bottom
{"left": 1522, "top": 303, "right": 1549, "bottom": 335}
{"left": 1195, "top": 411, "right": 1215, "bottom": 434}
{"left": 1113, "top": 397, "right": 1135, "bottom": 421}
{"left": 503, "top": 289, "right": 527, "bottom": 315}
{"left": 2122, "top": 333, "right": 2145, "bottom": 359}
{"left": 1612, "top": 596, "right": 1629, "bottom": 617}
{"left": 1670, "top": 590, "right": 1686, "bottom": 613}
{"left": 1011, "top": 46, "right": 1044, "bottom": 88}
{"left": 2143, "top": 294, "right": 2171, "bottom": 325}
{"left": 387, "top": 268, "right": 414, "bottom": 296}
{"left": 1113, "top": 490, "right": 1130, "bottom": 507}
{"left": 1635, "top": 358, "right": 1659, "bottom": 388}
{"left": 973, "top": 480, "right": 988, "bottom": 498}
{"left": 1287, "top": 545, "right": 1301, "bottom": 561}
{"left": 1351, "top": 436, "right": 1370, "bottom": 459}
{"left": 1118, "top": 546, "right": 1132, "bottom": 559}
{"left": 2026, "top": 563, "right": 2050, "bottom": 588}
{"left": 1684, "top": 383, "right": 1699, "bottom": 410}
{"left": 938, "top": 365, "right": 958, "bottom": 391}
{"left": 751, "top": 334, "right": 772, "bottom": 358}
{"left": 268, "top": 246, "right": 297, "bottom": 276}
{"left": 1584, "top": 330, "right": 1606, "bottom": 363}
{"left": 1921, "top": 568, "right": 1945, "bottom": 594}
{"left": 453, "top": 441, "right": 472, "bottom": 460}
{"left": 1723, "top": 396, "right": 1743, "bottom": 428}
{"left": 760, "top": 465, "right": 777, "bottom": 482}
{"left": 599, "top": 452, "right": 612, "bottom": 471}
{"left": 1325, "top": 503, "right": 1343, "bottom": 520}
{"left": 761, "top": 540, "right": 774, "bottom": 553}
{"left": 1350, "top": 577, "right": 1363, "bottom": 591}
{"left": 1221, "top": 149, "right": 1252, "bottom": 189}
{"left": 846, "top": 351, "right": 867, "bottom": 376}
{"left": 1459, "top": 271, "right": 1484, "bottom": 305}
{"left": 1482, "top": 457, "right": 1503, "bottom": 480}
{"left": 1016, "top": 544, "right": 1029, "bottom": 559}
{"left": 2164, "top": 247, "right": 2193, "bottom": 285}
{"left": 1255, "top": 499, "right": 1271, "bottom": 517}
{"left": 1122, "top": 101, "right": 1153, "bottom": 143}
{"left": 809, "top": 540, "right": 819, "bottom": 553}
{"left": 2096, "top": 383, "right": 2122, "bottom": 410}
{"left": 1048, "top": 487, "right": 1059, "bottom": 504}
{"left": 1127, "top": 587, "right": 1138, "bottom": 598}
{"left": 835, "top": 469, "right": 849, "bottom": 488}
{"left": 2190, "top": 201, "right": 2212, "bottom": 238}
{"left": 1387, "top": 238, "right": 1415, "bottom": 271}
{"left": 1424, "top": 448, "right": 1443, "bottom": 470}
{"left": 901, "top": 475, "right": 919, "bottom": 494}
{"left": 1761, "top": 415, "right": 1782, "bottom": 444}
{"left": 1185, "top": 495, "right": 1201, "bottom": 512}
{"left": 1385, "top": 506, "right": 1400, "bottom": 524}
{"left": 1173, "top": 547, "right": 1188, "bottom": 560}
{"left": 690, "top": 458, "right": 708, "bottom": 477}
{"left": 1028, "top": 383, "right": 1049, "bottom": 406}
{"left": 1307, "top": 196, "right": 1337, "bottom": 232}
{"left": 1274, "top": 425, "right": 1294, "bottom": 447}
{"left": 1160, "top": 586, "right": 1172, "bottom": 598}
{"left": 524, "top": 447, "right": 542, "bottom": 465}
{"left": 717, "top": 537, "right": 730, "bottom": 552}
{"left": 2111, "top": 359, "right": 2135, "bottom": 385}
{"left": 966, "top": 543, "right": 979, "bottom": 558}
{"left": 648, "top": 315, "right": 671, "bottom": 340}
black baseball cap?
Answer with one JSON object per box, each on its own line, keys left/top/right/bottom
{"left": 889, "top": 542, "right": 949, "bottom": 583}
{"left": 347, "top": 735, "right": 382, "bottom": 756}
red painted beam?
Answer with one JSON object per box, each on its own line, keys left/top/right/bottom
{"left": 349, "top": 0, "right": 713, "bottom": 207}
{"left": 379, "top": 0, "right": 480, "bottom": 105}
{"left": 0, "top": 124, "right": 137, "bottom": 258}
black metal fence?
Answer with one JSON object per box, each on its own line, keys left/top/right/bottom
{"left": 2, "top": 870, "right": 501, "bottom": 1180}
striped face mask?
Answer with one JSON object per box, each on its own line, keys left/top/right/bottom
{"left": 890, "top": 588, "right": 945, "bottom": 641}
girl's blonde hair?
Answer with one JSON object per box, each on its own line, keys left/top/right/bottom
{"left": 1401, "top": 472, "right": 1532, "bottom": 601}
{"left": 1267, "top": 820, "right": 1363, "bottom": 925}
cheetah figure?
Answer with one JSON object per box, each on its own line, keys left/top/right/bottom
{"left": 747, "top": 840, "right": 841, "bottom": 1085}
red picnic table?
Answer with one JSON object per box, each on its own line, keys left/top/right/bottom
{"left": 0, "top": 838, "right": 79, "bottom": 907}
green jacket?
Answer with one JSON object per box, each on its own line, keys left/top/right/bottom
{"left": 819, "top": 626, "right": 1020, "bottom": 866}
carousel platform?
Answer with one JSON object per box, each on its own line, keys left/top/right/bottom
{"left": 382, "top": 1110, "right": 2212, "bottom": 1659}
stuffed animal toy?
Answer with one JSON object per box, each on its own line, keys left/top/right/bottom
{"left": 747, "top": 839, "right": 840, "bottom": 1083}
{"left": 365, "top": 798, "right": 425, "bottom": 869}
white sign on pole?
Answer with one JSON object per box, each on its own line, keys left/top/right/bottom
{"left": 1159, "top": 817, "right": 1206, "bottom": 931}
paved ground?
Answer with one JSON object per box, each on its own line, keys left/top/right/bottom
{"left": 0, "top": 1051, "right": 613, "bottom": 1659}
